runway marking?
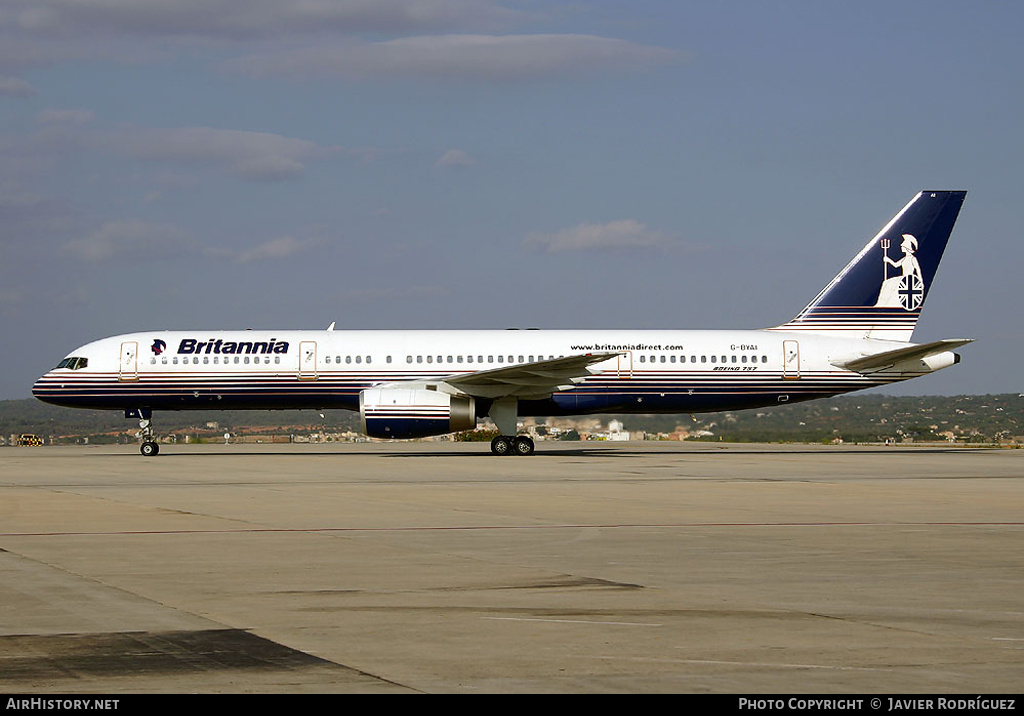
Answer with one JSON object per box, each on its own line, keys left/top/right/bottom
{"left": 2, "top": 521, "right": 1022, "bottom": 538}
{"left": 483, "top": 617, "right": 662, "bottom": 627}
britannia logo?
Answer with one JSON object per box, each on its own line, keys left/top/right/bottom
{"left": 874, "top": 233, "right": 924, "bottom": 311}
{"left": 151, "top": 339, "right": 167, "bottom": 355}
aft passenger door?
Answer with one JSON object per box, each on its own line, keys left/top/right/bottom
{"left": 118, "top": 341, "right": 138, "bottom": 381}
{"left": 782, "top": 340, "right": 800, "bottom": 380}
{"left": 298, "top": 340, "right": 318, "bottom": 380}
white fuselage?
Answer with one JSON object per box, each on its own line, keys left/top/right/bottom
{"left": 33, "top": 327, "right": 945, "bottom": 417}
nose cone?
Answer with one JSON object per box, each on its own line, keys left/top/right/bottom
{"left": 32, "top": 371, "right": 60, "bottom": 405}
{"left": 32, "top": 373, "right": 48, "bottom": 400}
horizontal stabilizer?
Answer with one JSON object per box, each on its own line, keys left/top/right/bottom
{"left": 831, "top": 339, "right": 974, "bottom": 373}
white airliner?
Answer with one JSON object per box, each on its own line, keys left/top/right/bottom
{"left": 34, "top": 191, "right": 971, "bottom": 456}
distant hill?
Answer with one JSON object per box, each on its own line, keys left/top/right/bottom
{"left": 0, "top": 399, "right": 360, "bottom": 444}
{"left": 3, "top": 394, "right": 1022, "bottom": 445}
{"left": 607, "top": 393, "right": 1024, "bottom": 444}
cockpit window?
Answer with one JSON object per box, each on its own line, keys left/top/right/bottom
{"left": 55, "top": 357, "right": 88, "bottom": 370}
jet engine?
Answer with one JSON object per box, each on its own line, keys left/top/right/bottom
{"left": 360, "top": 387, "right": 476, "bottom": 439}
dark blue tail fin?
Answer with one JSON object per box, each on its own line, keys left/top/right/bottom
{"left": 772, "top": 191, "right": 966, "bottom": 341}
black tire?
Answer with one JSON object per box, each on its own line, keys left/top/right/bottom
{"left": 490, "top": 436, "right": 513, "bottom": 455}
{"left": 513, "top": 436, "right": 535, "bottom": 456}
{"left": 141, "top": 441, "right": 159, "bottom": 457}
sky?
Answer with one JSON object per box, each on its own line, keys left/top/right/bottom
{"left": 1, "top": 0, "right": 1022, "bottom": 400}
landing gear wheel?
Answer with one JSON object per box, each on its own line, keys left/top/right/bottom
{"left": 491, "top": 436, "right": 513, "bottom": 455}
{"left": 513, "top": 436, "right": 535, "bottom": 456}
{"left": 134, "top": 412, "right": 160, "bottom": 456}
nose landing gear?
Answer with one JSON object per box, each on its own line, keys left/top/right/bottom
{"left": 127, "top": 408, "right": 159, "bottom": 456}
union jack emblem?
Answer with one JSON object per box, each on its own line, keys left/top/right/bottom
{"left": 897, "top": 274, "right": 924, "bottom": 311}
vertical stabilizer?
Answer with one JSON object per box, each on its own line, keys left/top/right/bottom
{"left": 771, "top": 191, "right": 966, "bottom": 342}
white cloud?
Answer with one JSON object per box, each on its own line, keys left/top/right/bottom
{"left": 0, "top": 0, "right": 519, "bottom": 40}
{"left": 230, "top": 235, "right": 322, "bottom": 263}
{"left": 61, "top": 219, "right": 196, "bottom": 261}
{"left": 36, "top": 108, "right": 95, "bottom": 125}
{"left": 0, "top": 76, "right": 36, "bottom": 96}
{"left": 114, "top": 127, "right": 340, "bottom": 181}
{"left": 225, "top": 34, "right": 680, "bottom": 82}
{"left": 524, "top": 220, "right": 672, "bottom": 253}
{"left": 0, "top": 183, "right": 75, "bottom": 250}
{"left": 60, "top": 221, "right": 322, "bottom": 265}
{"left": 435, "top": 149, "right": 475, "bottom": 168}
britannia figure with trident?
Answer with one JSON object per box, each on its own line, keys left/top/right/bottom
{"left": 874, "top": 233, "right": 925, "bottom": 310}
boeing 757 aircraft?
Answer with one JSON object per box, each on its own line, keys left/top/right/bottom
{"left": 34, "top": 191, "right": 970, "bottom": 456}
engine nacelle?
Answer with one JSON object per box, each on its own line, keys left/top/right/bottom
{"left": 891, "top": 350, "right": 960, "bottom": 375}
{"left": 360, "top": 387, "right": 476, "bottom": 439}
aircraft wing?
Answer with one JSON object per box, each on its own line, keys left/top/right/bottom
{"left": 831, "top": 339, "right": 974, "bottom": 374}
{"left": 445, "top": 351, "right": 622, "bottom": 399}
{"left": 376, "top": 352, "right": 622, "bottom": 401}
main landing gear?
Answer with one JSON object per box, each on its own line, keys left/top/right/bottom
{"left": 127, "top": 408, "right": 159, "bottom": 456}
{"left": 487, "top": 398, "right": 534, "bottom": 455}
{"left": 490, "top": 435, "right": 535, "bottom": 456}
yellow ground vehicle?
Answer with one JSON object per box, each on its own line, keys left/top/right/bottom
{"left": 17, "top": 434, "right": 43, "bottom": 446}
